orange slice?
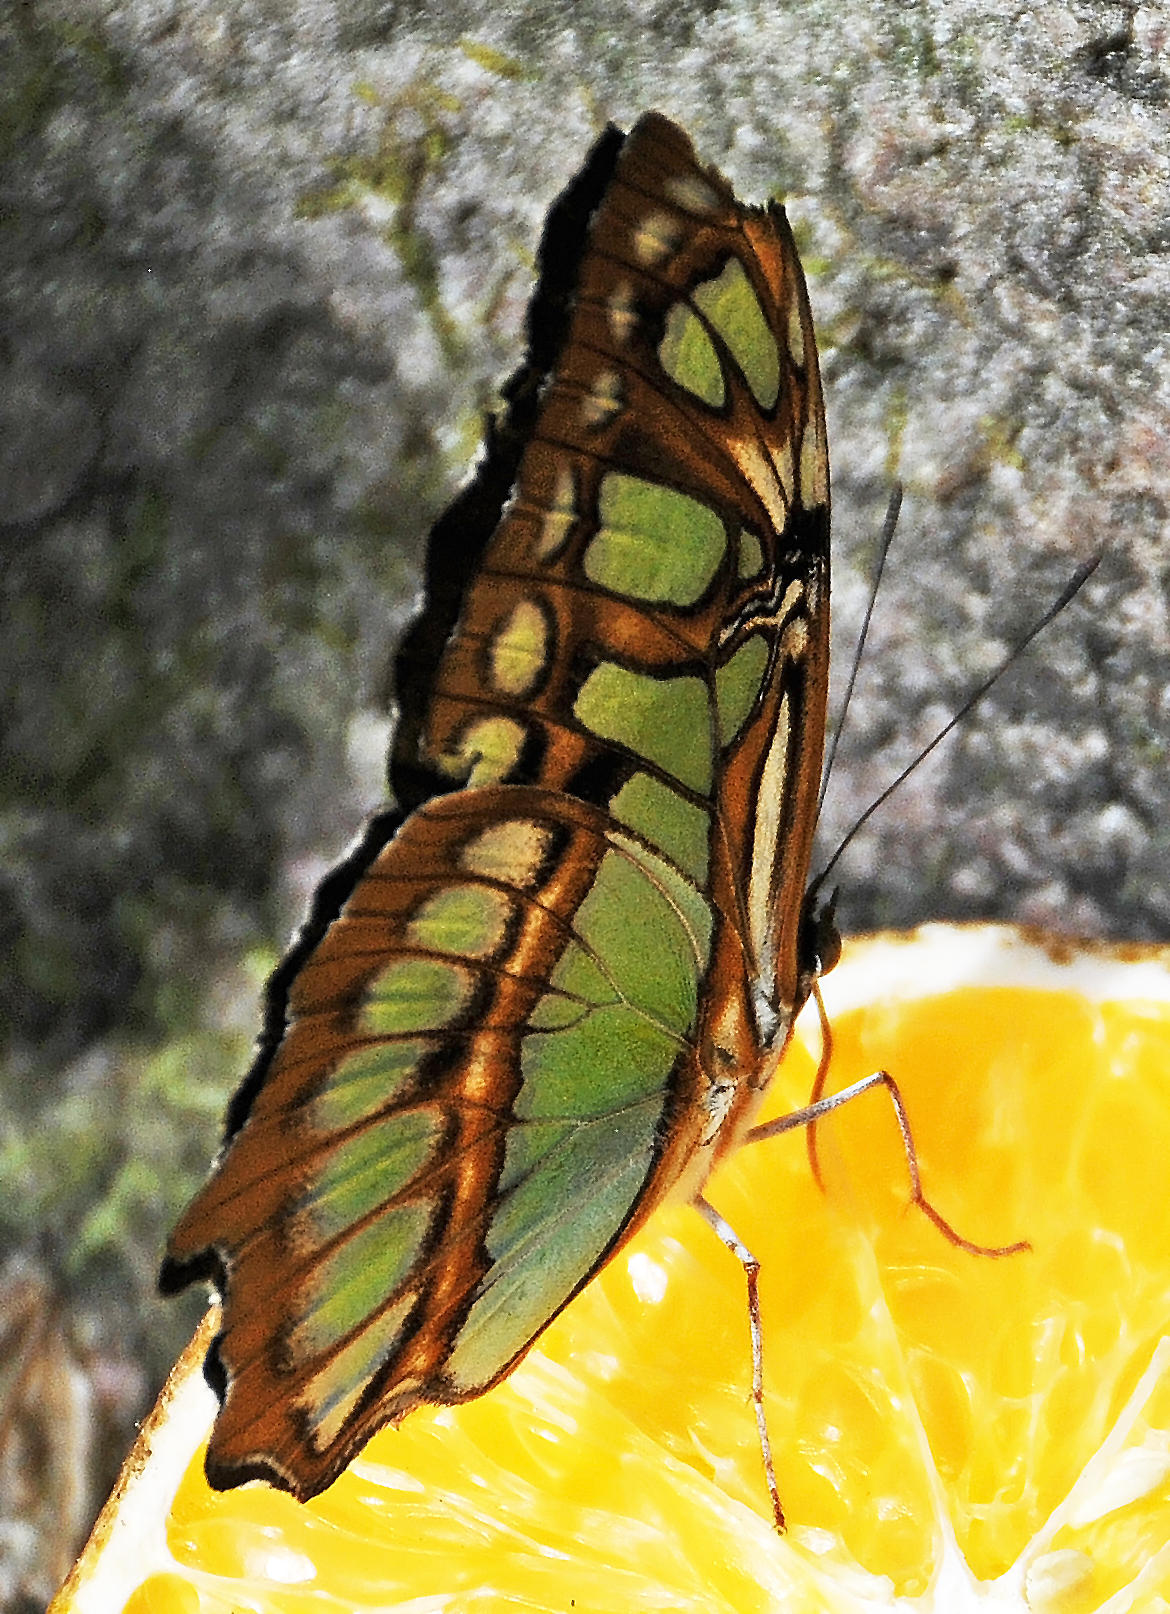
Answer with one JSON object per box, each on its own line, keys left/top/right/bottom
{"left": 53, "top": 924, "right": 1170, "bottom": 1611}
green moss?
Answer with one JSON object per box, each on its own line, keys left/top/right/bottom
{"left": 0, "top": 11, "right": 130, "bottom": 160}
{"left": 297, "top": 83, "right": 467, "bottom": 363}
{"left": 0, "top": 943, "right": 273, "bottom": 1377}
{"left": 886, "top": 13, "right": 942, "bottom": 76}
{"left": 458, "top": 38, "right": 532, "bottom": 81}
{"left": 977, "top": 414, "right": 1025, "bottom": 471}
{"left": 885, "top": 384, "right": 908, "bottom": 481}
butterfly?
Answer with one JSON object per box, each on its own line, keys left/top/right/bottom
{"left": 161, "top": 111, "right": 831, "bottom": 1517}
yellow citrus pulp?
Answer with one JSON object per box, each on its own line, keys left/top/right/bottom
{"left": 54, "top": 925, "right": 1170, "bottom": 1612}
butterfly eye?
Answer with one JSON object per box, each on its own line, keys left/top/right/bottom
{"left": 803, "top": 886, "right": 842, "bottom": 979}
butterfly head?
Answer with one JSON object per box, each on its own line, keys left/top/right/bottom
{"left": 799, "top": 878, "right": 841, "bottom": 997}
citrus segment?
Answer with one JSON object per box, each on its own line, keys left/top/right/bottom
{"left": 54, "top": 927, "right": 1170, "bottom": 1612}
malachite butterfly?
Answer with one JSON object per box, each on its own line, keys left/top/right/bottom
{"left": 161, "top": 111, "right": 832, "bottom": 1512}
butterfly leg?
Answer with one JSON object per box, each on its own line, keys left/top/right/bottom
{"left": 693, "top": 1193, "right": 785, "bottom": 1532}
{"left": 746, "top": 1058, "right": 1031, "bottom": 1260}
{"left": 695, "top": 1051, "right": 1028, "bottom": 1533}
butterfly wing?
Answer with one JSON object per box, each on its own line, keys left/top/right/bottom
{"left": 162, "top": 112, "right": 829, "bottom": 1500}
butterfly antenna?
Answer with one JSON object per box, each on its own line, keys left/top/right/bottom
{"left": 813, "top": 550, "right": 1102, "bottom": 894}
{"left": 817, "top": 484, "right": 903, "bottom": 817}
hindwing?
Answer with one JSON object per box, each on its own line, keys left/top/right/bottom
{"left": 162, "top": 111, "right": 830, "bottom": 1501}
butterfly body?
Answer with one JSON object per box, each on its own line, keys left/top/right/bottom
{"left": 162, "top": 112, "right": 830, "bottom": 1501}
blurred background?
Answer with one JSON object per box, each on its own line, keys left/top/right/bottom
{"left": 2, "top": 1, "right": 1167, "bottom": 1605}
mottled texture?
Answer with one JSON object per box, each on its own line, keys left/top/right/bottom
{"left": 3, "top": 2, "right": 1167, "bottom": 1605}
